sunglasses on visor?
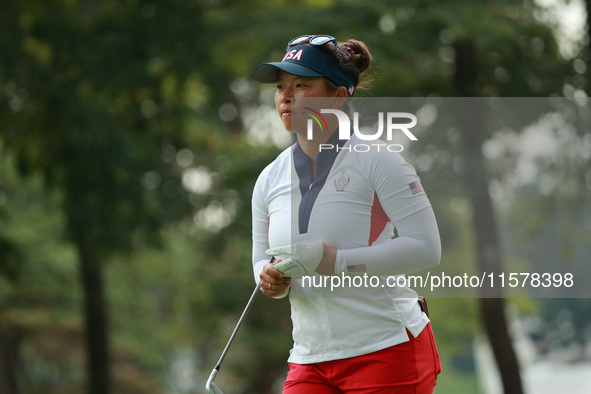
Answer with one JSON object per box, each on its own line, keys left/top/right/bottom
{"left": 288, "top": 35, "right": 338, "bottom": 49}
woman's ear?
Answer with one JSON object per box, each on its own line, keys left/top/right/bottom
{"left": 331, "top": 86, "right": 348, "bottom": 108}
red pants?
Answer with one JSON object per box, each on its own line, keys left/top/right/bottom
{"left": 283, "top": 323, "right": 441, "bottom": 394}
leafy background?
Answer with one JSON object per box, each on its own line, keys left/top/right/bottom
{"left": 1, "top": 0, "right": 590, "bottom": 393}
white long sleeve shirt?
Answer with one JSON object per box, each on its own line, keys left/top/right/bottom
{"left": 252, "top": 131, "right": 441, "bottom": 364}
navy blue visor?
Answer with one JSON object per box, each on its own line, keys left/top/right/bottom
{"left": 254, "top": 45, "right": 356, "bottom": 96}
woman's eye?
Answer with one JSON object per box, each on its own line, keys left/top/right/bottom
{"left": 296, "top": 83, "right": 305, "bottom": 88}
{"left": 276, "top": 85, "right": 283, "bottom": 89}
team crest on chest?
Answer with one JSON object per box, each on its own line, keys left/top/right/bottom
{"left": 334, "top": 170, "right": 350, "bottom": 192}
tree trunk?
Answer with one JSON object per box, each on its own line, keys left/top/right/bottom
{"left": 0, "top": 330, "right": 19, "bottom": 394}
{"left": 78, "top": 240, "right": 110, "bottom": 394}
{"left": 453, "top": 39, "right": 524, "bottom": 394}
{"left": 586, "top": 0, "right": 591, "bottom": 58}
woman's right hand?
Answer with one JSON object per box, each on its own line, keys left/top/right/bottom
{"left": 260, "top": 260, "right": 291, "bottom": 298}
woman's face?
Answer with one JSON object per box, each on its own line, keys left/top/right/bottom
{"left": 274, "top": 71, "right": 338, "bottom": 131}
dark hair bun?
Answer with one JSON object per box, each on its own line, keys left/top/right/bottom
{"left": 342, "top": 39, "right": 372, "bottom": 74}
{"left": 294, "top": 36, "right": 373, "bottom": 90}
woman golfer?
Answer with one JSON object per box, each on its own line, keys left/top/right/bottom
{"left": 251, "top": 35, "right": 442, "bottom": 393}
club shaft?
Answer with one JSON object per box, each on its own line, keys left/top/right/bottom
{"left": 214, "top": 282, "right": 262, "bottom": 369}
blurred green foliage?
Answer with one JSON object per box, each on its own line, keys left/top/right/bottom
{"left": 1, "top": 0, "right": 590, "bottom": 393}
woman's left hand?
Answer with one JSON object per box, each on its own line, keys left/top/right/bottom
{"left": 266, "top": 241, "right": 338, "bottom": 276}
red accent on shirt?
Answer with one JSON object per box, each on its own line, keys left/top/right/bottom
{"left": 368, "top": 192, "right": 390, "bottom": 246}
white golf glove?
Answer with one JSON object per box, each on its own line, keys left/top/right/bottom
{"left": 266, "top": 239, "right": 324, "bottom": 278}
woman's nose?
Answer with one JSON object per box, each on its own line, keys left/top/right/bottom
{"left": 279, "top": 87, "right": 292, "bottom": 103}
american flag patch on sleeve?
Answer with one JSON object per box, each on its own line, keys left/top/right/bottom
{"left": 409, "top": 181, "right": 424, "bottom": 195}
{"left": 347, "top": 264, "right": 367, "bottom": 273}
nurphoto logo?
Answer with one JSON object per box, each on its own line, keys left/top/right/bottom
{"left": 303, "top": 107, "right": 327, "bottom": 133}
{"left": 305, "top": 109, "right": 418, "bottom": 153}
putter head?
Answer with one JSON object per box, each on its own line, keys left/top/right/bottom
{"left": 206, "top": 367, "right": 224, "bottom": 394}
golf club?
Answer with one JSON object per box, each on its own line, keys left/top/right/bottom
{"left": 205, "top": 257, "right": 275, "bottom": 394}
